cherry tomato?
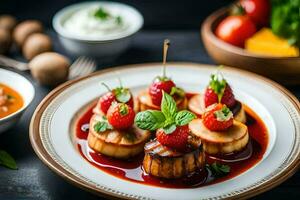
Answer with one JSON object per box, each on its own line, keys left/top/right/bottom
{"left": 215, "top": 15, "right": 257, "bottom": 47}
{"left": 240, "top": 0, "right": 270, "bottom": 27}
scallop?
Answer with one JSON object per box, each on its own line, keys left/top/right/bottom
{"left": 188, "top": 94, "right": 246, "bottom": 123}
{"left": 137, "top": 89, "right": 188, "bottom": 111}
{"left": 88, "top": 113, "right": 151, "bottom": 159}
{"left": 189, "top": 119, "right": 249, "bottom": 154}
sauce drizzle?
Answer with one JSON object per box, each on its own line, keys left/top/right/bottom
{"left": 75, "top": 102, "right": 268, "bottom": 188}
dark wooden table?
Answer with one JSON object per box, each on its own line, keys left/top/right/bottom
{"left": 0, "top": 30, "right": 299, "bottom": 200}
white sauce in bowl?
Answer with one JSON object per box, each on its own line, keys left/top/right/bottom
{"left": 63, "top": 5, "right": 129, "bottom": 38}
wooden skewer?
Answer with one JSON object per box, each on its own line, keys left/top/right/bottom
{"left": 162, "top": 39, "right": 170, "bottom": 77}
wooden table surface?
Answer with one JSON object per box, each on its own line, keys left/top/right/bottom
{"left": 0, "top": 30, "right": 299, "bottom": 200}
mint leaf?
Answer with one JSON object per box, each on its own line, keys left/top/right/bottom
{"left": 135, "top": 110, "right": 166, "bottom": 131}
{"left": 209, "top": 74, "right": 226, "bottom": 102}
{"left": 115, "top": 88, "right": 131, "bottom": 103}
{"left": 170, "top": 87, "right": 185, "bottom": 98}
{"left": 94, "top": 121, "right": 108, "bottom": 132}
{"left": 206, "top": 162, "right": 230, "bottom": 177}
{"left": 161, "top": 92, "right": 177, "bottom": 120}
{"left": 94, "top": 116, "right": 113, "bottom": 133}
{"left": 0, "top": 150, "right": 17, "bottom": 170}
{"left": 175, "top": 111, "right": 196, "bottom": 126}
{"left": 162, "top": 123, "right": 177, "bottom": 134}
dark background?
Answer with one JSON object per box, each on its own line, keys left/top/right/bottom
{"left": 1, "top": 0, "right": 300, "bottom": 200}
{"left": 0, "top": 0, "right": 230, "bottom": 29}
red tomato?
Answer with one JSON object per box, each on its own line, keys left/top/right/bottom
{"left": 240, "top": 0, "right": 270, "bottom": 27}
{"left": 215, "top": 15, "right": 257, "bottom": 47}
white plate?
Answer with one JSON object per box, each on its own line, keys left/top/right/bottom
{"left": 0, "top": 68, "right": 35, "bottom": 133}
{"left": 30, "top": 63, "right": 300, "bottom": 199}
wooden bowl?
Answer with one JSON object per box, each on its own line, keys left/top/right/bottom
{"left": 201, "top": 7, "right": 300, "bottom": 85}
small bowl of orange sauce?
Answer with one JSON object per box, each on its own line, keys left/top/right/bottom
{"left": 0, "top": 68, "right": 35, "bottom": 133}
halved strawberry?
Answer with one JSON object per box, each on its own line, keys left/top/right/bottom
{"left": 202, "top": 104, "right": 234, "bottom": 131}
{"left": 156, "top": 125, "right": 189, "bottom": 151}
{"left": 204, "top": 74, "right": 236, "bottom": 108}
{"left": 98, "top": 83, "right": 134, "bottom": 114}
{"left": 107, "top": 103, "right": 135, "bottom": 130}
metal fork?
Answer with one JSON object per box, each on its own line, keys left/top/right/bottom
{"left": 68, "top": 56, "right": 97, "bottom": 80}
{"left": 0, "top": 55, "right": 97, "bottom": 79}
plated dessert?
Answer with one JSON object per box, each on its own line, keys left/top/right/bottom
{"left": 31, "top": 62, "right": 300, "bottom": 199}
{"left": 188, "top": 72, "right": 246, "bottom": 123}
{"left": 71, "top": 41, "right": 269, "bottom": 188}
{"left": 87, "top": 83, "right": 151, "bottom": 159}
{"left": 74, "top": 70, "right": 268, "bottom": 188}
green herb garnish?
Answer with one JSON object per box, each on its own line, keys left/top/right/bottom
{"left": 271, "top": 0, "right": 300, "bottom": 47}
{"left": 94, "top": 7, "right": 123, "bottom": 25}
{"left": 135, "top": 92, "right": 196, "bottom": 134}
{"left": 0, "top": 150, "right": 17, "bottom": 170}
{"left": 206, "top": 162, "right": 230, "bottom": 177}
{"left": 94, "top": 7, "right": 110, "bottom": 20}
{"left": 114, "top": 88, "right": 131, "bottom": 103}
{"left": 209, "top": 73, "right": 227, "bottom": 103}
{"left": 101, "top": 82, "right": 131, "bottom": 104}
{"left": 119, "top": 103, "right": 128, "bottom": 116}
{"left": 93, "top": 116, "right": 113, "bottom": 133}
{"left": 214, "top": 106, "right": 233, "bottom": 121}
{"left": 170, "top": 86, "right": 185, "bottom": 98}
{"left": 134, "top": 110, "right": 166, "bottom": 131}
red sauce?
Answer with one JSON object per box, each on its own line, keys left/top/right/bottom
{"left": 75, "top": 102, "right": 268, "bottom": 188}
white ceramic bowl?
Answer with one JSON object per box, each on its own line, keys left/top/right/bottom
{"left": 0, "top": 68, "right": 35, "bottom": 134}
{"left": 52, "top": 1, "right": 144, "bottom": 59}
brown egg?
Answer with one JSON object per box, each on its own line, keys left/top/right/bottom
{"left": 0, "top": 28, "right": 12, "bottom": 54}
{"left": 13, "top": 20, "right": 43, "bottom": 47}
{"left": 29, "top": 52, "right": 70, "bottom": 86}
{"left": 22, "top": 33, "right": 52, "bottom": 60}
{"left": 0, "top": 15, "right": 17, "bottom": 32}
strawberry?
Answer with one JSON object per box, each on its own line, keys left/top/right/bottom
{"left": 149, "top": 78, "right": 176, "bottom": 106}
{"left": 98, "top": 92, "right": 116, "bottom": 114}
{"left": 221, "top": 85, "right": 235, "bottom": 107}
{"left": 204, "top": 74, "right": 236, "bottom": 108}
{"left": 202, "top": 104, "right": 234, "bottom": 131}
{"left": 204, "top": 88, "right": 218, "bottom": 107}
{"left": 107, "top": 103, "right": 135, "bottom": 130}
{"left": 98, "top": 83, "right": 134, "bottom": 114}
{"left": 156, "top": 125, "right": 190, "bottom": 151}
{"left": 148, "top": 39, "right": 185, "bottom": 106}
